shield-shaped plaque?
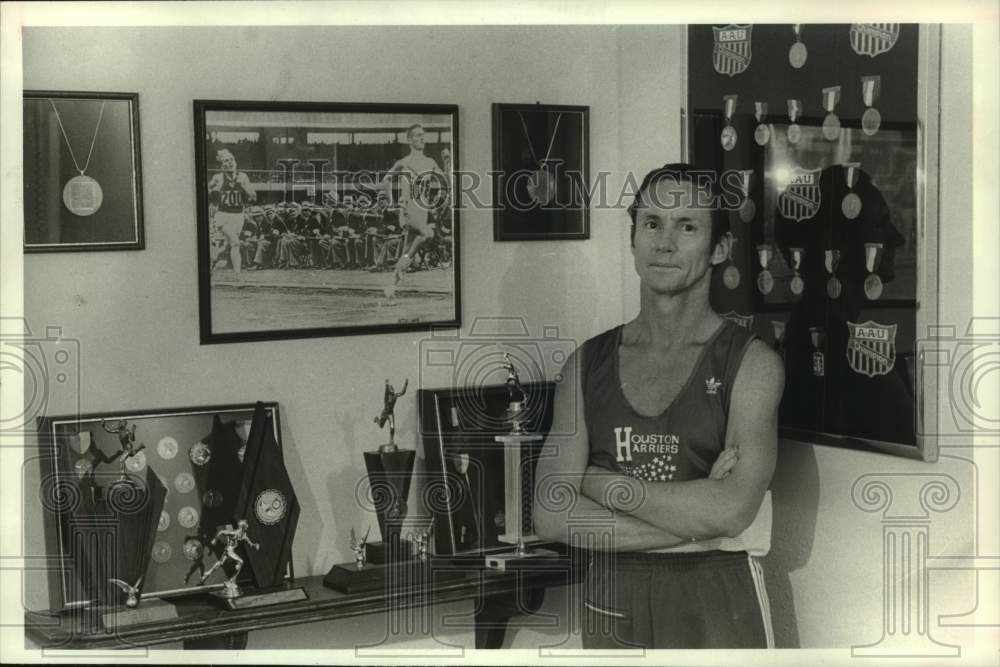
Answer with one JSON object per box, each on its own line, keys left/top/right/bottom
{"left": 846, "top": 320, "right": 898, "bottom": 378}
{"left": 778, "top": 168, "right": 822, "bottom": 222}
{"left": 849, "top": 23, "right": 900, "bottom": 58}
{"left": 713, "top": 25, "right": 753, "bottom": 77}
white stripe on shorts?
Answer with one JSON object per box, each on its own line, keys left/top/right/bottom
{"left": 747, "top": 555, "right": 775, "bottom": 648}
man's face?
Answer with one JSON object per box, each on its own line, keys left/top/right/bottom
{"left": 219, "top": 152, "right": 236, "bottom": 172}
{"left": 631, "top": 179, "right": 726, "bottom": 295}
{"left": 408, "top": 126, "right": 425, "bottom": 151}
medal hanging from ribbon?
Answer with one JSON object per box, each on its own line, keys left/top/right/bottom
{"left": 721, "top": 95, "right": 738, "bottom": 151}
{"left": 771, "top": 320, "right": 786, "bottom": 349}
{"left": 756, "top": 244, "right": 774, "bottom": 295}
{"left": 754, "top": 102, "right": 770, "bottom": 145}
{"left": 864, "top": 242, "right": 885, "bottom": 300}
{"left": 518, "top": 111, "right": 562, "bottom": 206}
{"left": 49, "top": 99, "right": 107, "bottom": 217}
{"left": 822, "top": 85, "right": 842, "bottom": 141}
{"left": 789, "top": 247, "right": 805, "bottom": 295}
{"left": 841, "top": 162, "right": 862, "bottom": 219}
{"left": 738, "top": 169, "right": 755, "bottom": 222}
{"left": 861, "top": 75, "right": 882, "bottom": 136}
{"left": 787, "top": 99, "right": 802, "bottom": 144}
{"left": 825, "top": 249, "right": 842, "bottom": 299}
{"left": 810, "top": 327, "right": 826, "bottom": 377}
{"left": 789, "top": 24, "right": 808, "bottom": 68}
{"left": 722, "top": 235, "right": 740, "bottom": 290}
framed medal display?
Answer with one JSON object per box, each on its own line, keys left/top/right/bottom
{"left": 35, "top": 402, "right": 292, "bottom": 610}
{"left": 687, "top": 24, "right": 939, "bottom": 461}
{"left": 23, "top": 91, "right": 144, "bottom": 252}
{"left": 492, "top": 103, "right": 590, "bottom": 241}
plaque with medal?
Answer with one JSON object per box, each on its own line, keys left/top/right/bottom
{"left": 36, "top": 402, "right": 292, "bottom": 612}
{"left": 720, "top": 94, "right": 738, "bottom": 151}
{"left": 786, "top": 99, "right": 803, "bottom": 144}
{"left": 788, "top": 24, "right": 808, "bottom": 68}
{"left": 23, "top": 91, "right": 144, "bottom": 252}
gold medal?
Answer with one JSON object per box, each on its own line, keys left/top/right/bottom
{"left": 178, "top": 506, "right": 199, "bottom": 529}
{"left": 827, "top": 276, "right": 843, "bottom": 299}
{"left": 821, "top": 86, "right": 842, "bottom": 141}
{"left": 861, "top": 76, "right": 882, "bottom": 136}
{"left": 157, "top": 436, "right": 178, "bottom": 460}
{"left": 62, "top": 175, "right": 104, "bottom": 217}
{"left": 864, "top": 273, "right": 884, "bottom": 300}
{"left": 74, "top": 458, "right": 93, "bottom": 478}
{"left": 48, "top": 99, "right": 107, "bottom": 217}
{"left": 739, "top": 198, "right": 756, "bottom": 222}
{"left": 158, "top": 510, "right": 170, "bottom": 532}
{"left": 151, "top": 541, "right": 173, "bottom": 564}
{"left": 786, "top": 99, "right": 802, "bottom": 144}
{"left": 754, "top": 123, "right": 770, "bottom": 145}
{"left": 125, "top": 450, "right": 146, "bottom": 473}
{"left": 189, "top": 441, "right": 211, "bottom": 466}
{"left": 757, "top": 270, "right": 774, "bottom": 295}
{"left": 787, "top": 124, "right": 801, "bottom": 144}
{"left": 183, "top": 538, "right": 204, "bottom": 561}
{"left": 721, "top": 95, "right": 738, "bottom": 151}
{"left": 789, "top": 247, "right": 805, "bottom": 295}
{"left": 842, "top": 192, "right": 862, "bottom": 219}
{"left": 723, "top": 265, "right": 741, "bottom": 289}
{"left": 518, "top": 110, "right": 563, "bottom": 205}
{"left": 791, "top": 275, "right": 805, "bottom": 295}
{"left": 721, "top": 125, "right": 738, "bottom": 151}
{"left": 862, "top": 107, "right": 882, "bottom": 135}
{"left": 788, "top": 25, "right": 807, "bottom": 68}
{"left": 174, "top": 472, "right": 195, "bottom": 494}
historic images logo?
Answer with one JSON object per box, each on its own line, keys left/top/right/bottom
{"left": 713, "top": 25, "right": 753, "bottom": 77}
{"left": 847, "top": 320, "right": 898, "bottom": 378}
{"left": 850, "top": 23, "right": 901, "bottom": 58}
{"left": 778, "top": 168, "right": 822, "bottom": 222}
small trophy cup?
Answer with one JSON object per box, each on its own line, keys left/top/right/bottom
{"left": 488, "top": 354, "right": 555, "bottom": 570}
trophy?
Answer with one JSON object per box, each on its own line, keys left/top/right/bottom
{"left": 488, "top": 354, "right": 555, "bottom": 570}
{"left": 201, "top": 519, "right": 259, "bottom": 600}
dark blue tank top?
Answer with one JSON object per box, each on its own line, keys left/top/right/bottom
{"left": 581, "top": 320, "right": 756, "bottom": 481}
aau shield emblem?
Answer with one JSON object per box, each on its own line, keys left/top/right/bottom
{"left": 850, "top": 24, "right": 900, "bottom": 58}
{"left": 846, "top": 321, "right": 897, "bottom": 378}
{"left": 778, "top": 168, "right": 822, "bottom": 222}
{"left": 722, "top": 311, "right": 754, "bottom": 331}
{"left": 713, "top": 25, "right": 753, "bottom": 77}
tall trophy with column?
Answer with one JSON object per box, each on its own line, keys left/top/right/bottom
{"left": 486, "top": 354, "right": 556, "bottom": 570}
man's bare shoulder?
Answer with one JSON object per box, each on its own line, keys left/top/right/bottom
{"left": 734, "top": 339, "right": 784, "bottom": 406}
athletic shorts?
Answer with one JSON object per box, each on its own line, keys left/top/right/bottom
{"left": 400, "top": 198, "right": 434, "bottom": 238}
{"left": 216, "top": 210, "right": 245, "bottom": 241}
{"left": 582, "top": 550, "right": 774, "bottom": 649}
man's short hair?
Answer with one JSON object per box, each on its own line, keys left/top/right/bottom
{"left": 627, "top": 163, "right": 730, "bottom": 250}
{"left": 406, "top": 124, "right": 423, "bottom": 140}
{"left": 216, "top": 149, "right": 235, "bottom": 164}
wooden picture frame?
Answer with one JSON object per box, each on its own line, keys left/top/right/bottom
{"left": 194, "top": 100, "right": 461, "bottom": 344}
{"left": 23, "top": 91, "right": 144, "bottom": 252}
{"left": 492, "top": 103, "right": 590, "bottom": 241}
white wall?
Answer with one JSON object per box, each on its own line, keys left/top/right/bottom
{"left": 19, "top": 23, "right": 983, "bottom": 653}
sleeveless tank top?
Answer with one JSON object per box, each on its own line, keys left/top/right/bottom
{"left": 218, "top": 175, "right": 247, "bottom": 213}
{"left": 579, "top": 319, "right": 772, "bottom": 555}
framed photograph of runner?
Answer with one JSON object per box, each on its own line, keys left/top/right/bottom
{"left": 492, "top": 103, "right": 590, "bottom": 241}
{"left": 193, "top": 100, "right": 461, "bottom": 344}
{"left": 23, "top": 91, "right": 145, "bottom": 252}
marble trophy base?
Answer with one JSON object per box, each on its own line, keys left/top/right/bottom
{"left": 101, "top": 599, "right": 179, "bottom": 630}
{"left": 207, "top": 582, "right": 309, "bottom": 611}
{"left": 365, "top": 534, "right": 414, "bottom": 565}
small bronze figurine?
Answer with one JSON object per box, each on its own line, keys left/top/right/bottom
{"left": 101, "top": 419, "right": 146, "bottom": 477}
{"left": 374, "top": 378, "right": 408, "bottom": 450}
{"left": 350, "top": 526, "right": 371, "bottom": 570}
{"left": 200, "top": 520, "right": 260, "bottom": 598}
{"left": 502, "top": 353, "right": 527, "bottom": 432}
{"left": 108, "top": 576, "right": 143, "bottom": 609}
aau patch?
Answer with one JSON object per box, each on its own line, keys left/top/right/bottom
{"left": 722, "top": 311, "right": 754, "bottom": 331}
{"left": 850, "top": 24, "right": 900, "bottom": 58}
{"left": 846, "top": 320, "right": 897, "bottom": 378}
{"left": 778, "top": 168, "right": 822, "bottom": 222}
{"left": 713, "top": 25, "right": 753, "bottom": 77}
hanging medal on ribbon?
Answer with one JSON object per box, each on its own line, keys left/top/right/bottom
{"left": 861, "top": 75, "right": 882, "bottom": 136}
{"left": 825, "top": 249, "right": 842, "bottom": 299}
{"left": 722, "top": 235, "right": 741, "bottom": 289}
{"left": 518, "top": 110, "right": 562, "bottom": 206}
{"left": 756, "top": 244, "right": 774, "bottom": 295}
{"left": 841, "top": 162, "right": 862, "bottom": 219}
{"left": 753, "top": 102, "right": 770, "bottom": 145}
{"left": 864, "top": 242, "right": 885, "bottom": 300}
{"left": 772, "top": 320, "right": 786, "bottom": 348}
{"left": 49, "top": 99, "right": 107, "bottom": 216}
{"left": 738, "top": 170, "right": 755, "bottom": 222}
{"left": 810, "top": 327, "right": 826, "bottom": 377}
{"left": 721, "top": 95, "right": 738, "bottom": 151}
{"left": 821, "top": 85, "right": 842, "bottom": 141}
{"left": 787, "top": 99, "right": 802, "bottom": 144}
{"left": 789, "top": 247, "right": 805, "bottom": 295}
{"left": 789, "top": 24, "right": 808, "bottom": 69}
